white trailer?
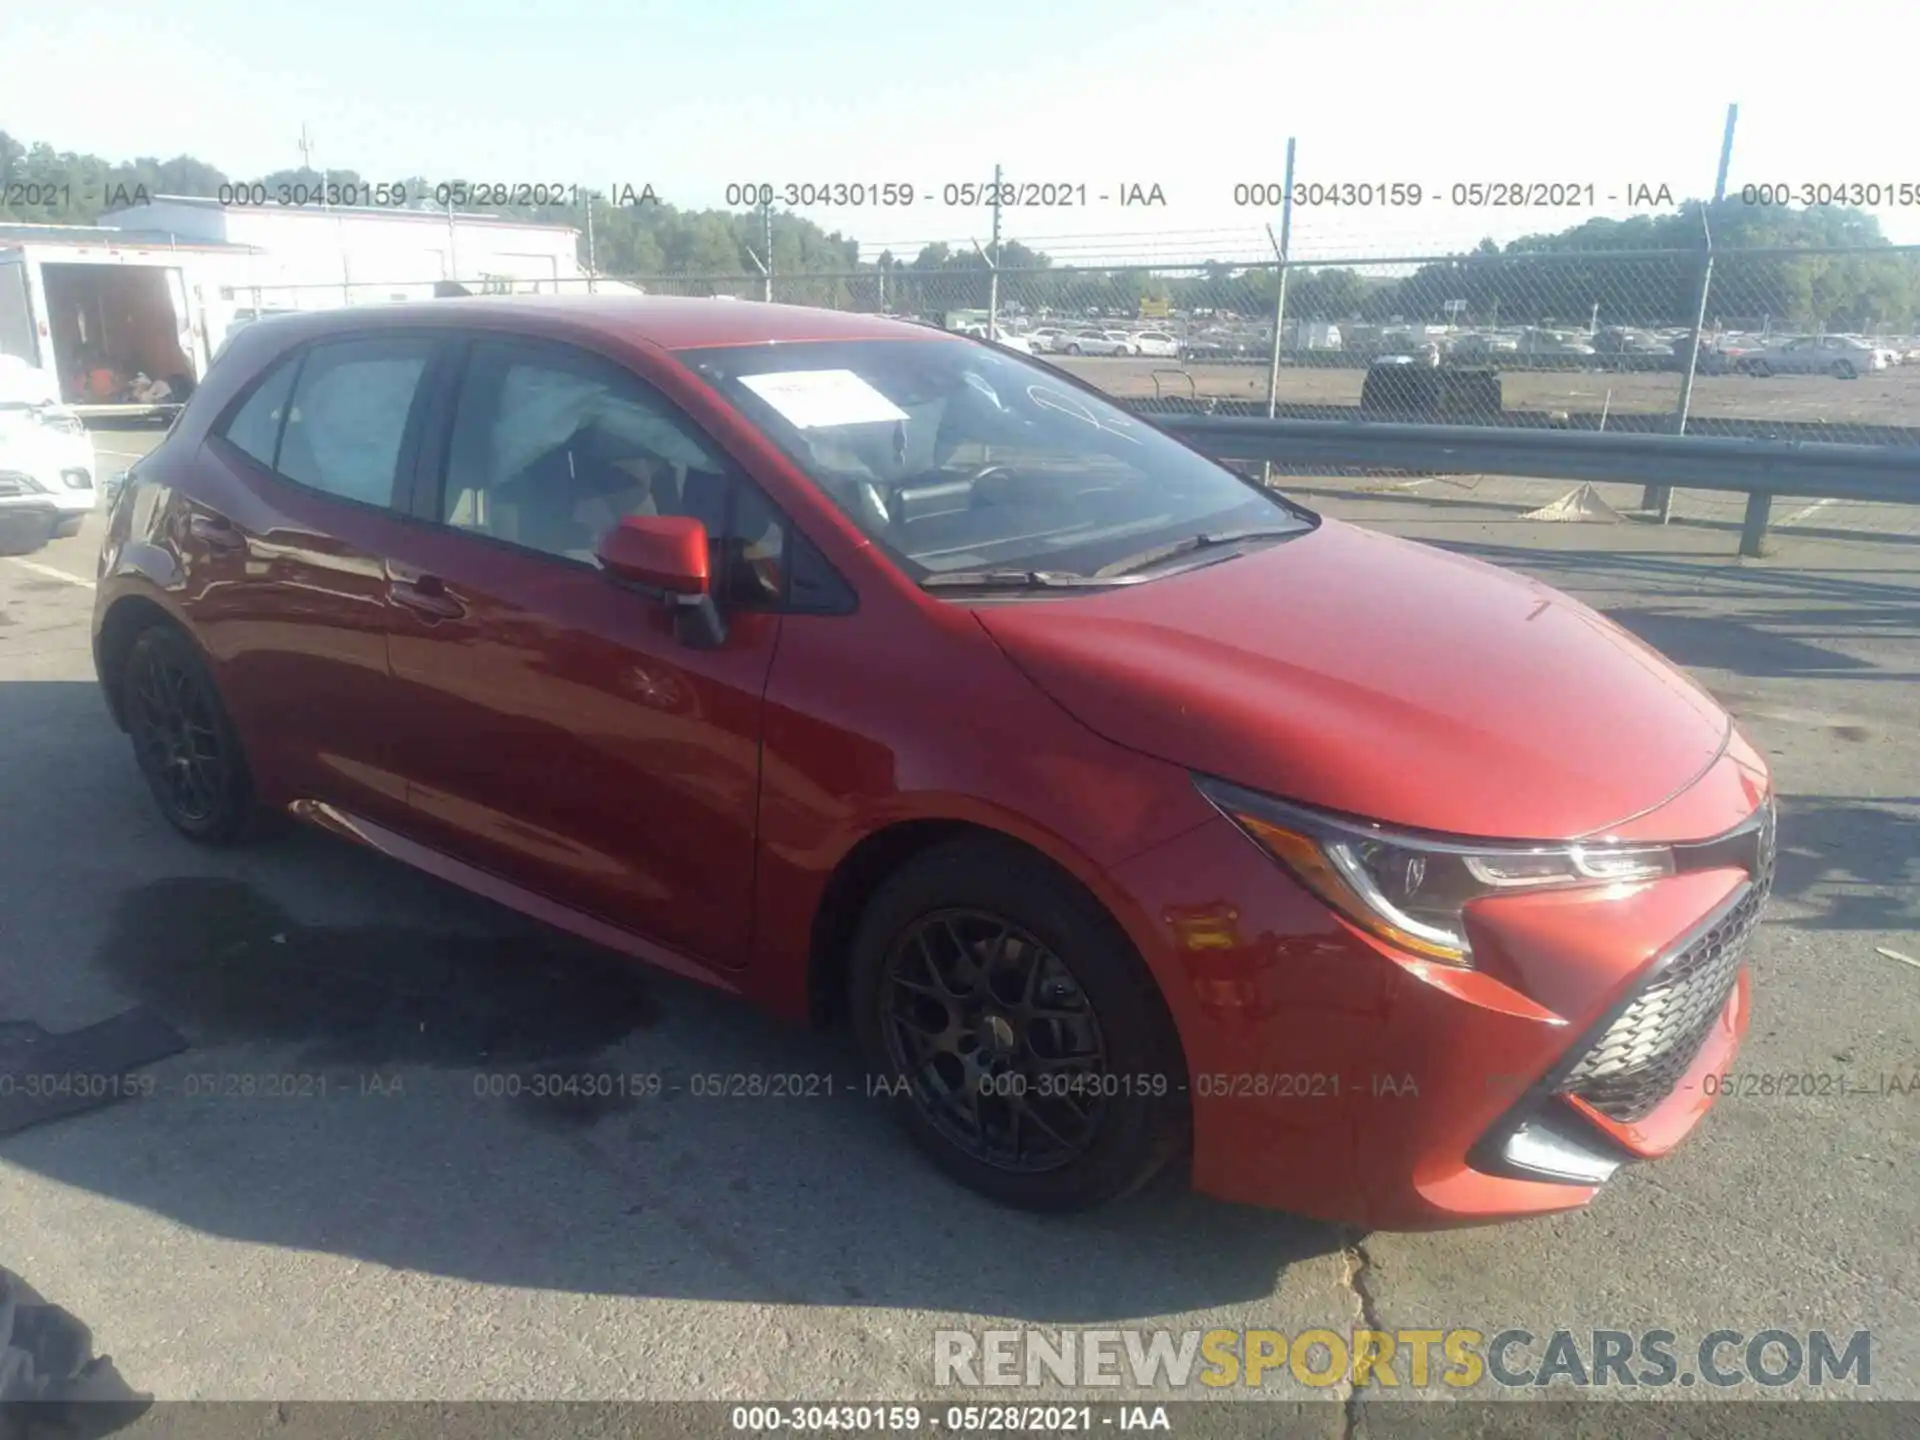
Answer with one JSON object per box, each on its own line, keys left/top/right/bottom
{"left": 102, "top": 196, "right": 586, "bottom": 359}
{"left": 0, "top": 226, "right": 245, "bottom": 419}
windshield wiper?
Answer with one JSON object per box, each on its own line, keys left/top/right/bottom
{"left": 1092, "top": 526, "right": 1303, "bottom": 579}
{"left": 920, "top": 568, "right": 1116, "bottom": 591}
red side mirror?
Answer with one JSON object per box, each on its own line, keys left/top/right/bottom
{"left": 596, "top": 514, "right": 710, "bottom": 596}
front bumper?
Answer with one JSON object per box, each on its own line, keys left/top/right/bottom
{"left": 0, "top": 462, "right": 97, "bottom": 517}
{"left": 1107, "top": 797, "right": 1773, "bottom": 1230}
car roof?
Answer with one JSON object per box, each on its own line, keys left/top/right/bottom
{"left": 245, "top": 294, "right": 960, "bottom": 352}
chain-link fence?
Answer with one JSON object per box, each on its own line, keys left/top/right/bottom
{"left": 231, "top": 240, "right": 1920, "bottom": 447}
{"left": 614, "top": 247, "right": 1920, "bottom": 541}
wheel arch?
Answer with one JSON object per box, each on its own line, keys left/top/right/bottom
{"left": 803, "top": 815, "right": 1187, "bottom": 1080}
{"left": 94, "top": 592, "right": 186, "bottom": 731}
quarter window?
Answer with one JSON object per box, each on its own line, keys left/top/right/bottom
{"left": 217, "top": 357, "right": 299, "bottom": 469}
{"left": 274, "top": 338, "right": 434, "bottom": 507}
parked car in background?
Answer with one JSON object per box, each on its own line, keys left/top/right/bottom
{"left": 1515, "top": 328, "right": 1597, "bottom": 358}
{"left": 963, "top": 325, "right": 1037, "bottom": 356}
{"left": 1444, "top": 332, "right": 1521, "bottom": 361}
{"left": 1184, "top": 330, "right": 1265, "bottom": 361}
{"left": 1056, "top": 330, "right": 1131, "bottom": 356}
{"left": 0, "top": 353, "right": 97, "bottom": 555}
{"left": 92, "top": 295, "right": 1775, "bottom": 1229}
{"left": 1679, "top": 335, "right": 1758, "bottom": 375}
{"left": 1743, "top": 334, "right": 1886, "bottom": 378}
{"left": 1130, "top": 330, "right": 1182, "bottom": 359}
{"left": 1027, "top": 327, "right": 1069, "bottom": 353}
{"left": 1591, "top": 327, "right": 1671, "bottom": 357}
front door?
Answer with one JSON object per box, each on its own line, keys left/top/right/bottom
{"left": 379, "top": 335, "right": 792, "bottom": 970}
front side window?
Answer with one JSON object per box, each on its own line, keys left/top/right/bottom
{"left": 275, "top": 338, "right": 434, "bottom": 506}
{"left": 682, "top": 337, "right": 1314, "bottom": 585}
{"left": 440, "top": 340, "right": 786, "bottom": 604}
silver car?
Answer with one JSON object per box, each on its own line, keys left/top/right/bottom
{"left": 1055, "top": 330, "right": 1131, "bottom": 357}
{"left": 1744, "top": 335, "right": 1886, "bottom": 379}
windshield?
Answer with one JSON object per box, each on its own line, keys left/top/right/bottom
{"left": 682, "top": 337, "right": 1314, "bottom": 582}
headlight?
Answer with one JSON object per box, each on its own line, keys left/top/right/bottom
{"left": 1196, "top": 777, "right": 1675, "bottom": 966}
{"left": 33, "top": 407, "right": 85, "bottom": 437}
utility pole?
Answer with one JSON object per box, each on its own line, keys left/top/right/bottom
{"left": 298, "top": 124, "right": 328, "bottom": 208}
{"left": 1646, "top": 101, "right": 1737, "bottom": 522}
{"left": 1262, "top": 138, "right": 1298, "bottom": 486}
{"left": 987, "top": 162, "right": 1002, "bottom": 335}
{"left": 584, "top": 188, "right": 596, "bottom": 293}
{"left": 762, "top": 195, "right": 774, "bottom": 302}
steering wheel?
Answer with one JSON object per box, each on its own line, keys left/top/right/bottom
{"left": 863, "top": 464, "right": 1019, "bottom": 530}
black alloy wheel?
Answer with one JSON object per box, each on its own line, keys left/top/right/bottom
{"left": 851, "top": 838, "right": 1190, "bottom": 1212}
{"left": 879, "top": 908, "right": 1108, "bottom": 1173}
{"left": 123, "top": 625, "right": 259, "bottom": 843}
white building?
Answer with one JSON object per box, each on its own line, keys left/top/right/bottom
{"left": 99, "top": 195, "right": 586, "bottom": 344}
{"left": 1, "top": 198, "right": 588, "bottom": 410}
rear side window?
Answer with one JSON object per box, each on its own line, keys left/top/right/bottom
{"left": 276, "top": 338, "right": 434, "bottom": 507}
{"left": 219, "top": 358, "right": 299, "bottom": 469}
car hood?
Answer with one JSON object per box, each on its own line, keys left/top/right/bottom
{"left": 0, "top": 416, "right": 91, "bottom": 470}
{"left": 973, "top": 519, "right": 1732, "bottom": 841}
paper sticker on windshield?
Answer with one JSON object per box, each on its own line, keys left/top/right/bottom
{"left": 740, "top": 369, "right": 909, "bottom": 429}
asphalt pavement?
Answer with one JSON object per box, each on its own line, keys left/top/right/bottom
{"left": 0, "top": 429, "right": 1913, "bottom": 1423}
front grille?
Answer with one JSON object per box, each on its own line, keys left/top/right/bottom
{"left": 1559, "top": 801, "right": 1776, "bottom": 1124}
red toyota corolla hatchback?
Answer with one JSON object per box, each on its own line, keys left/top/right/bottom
{"left": 92, "top": 297, "right": 1774, "bottom": 1229}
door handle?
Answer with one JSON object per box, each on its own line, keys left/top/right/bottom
{"left": 188, "top": 513, "right": 244, "bottom": 549}
{"left": 387, "top": 572, "right": 467, "bottom": 620}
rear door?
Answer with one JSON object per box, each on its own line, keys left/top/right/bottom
{"left": 190, "top": 333, "right": 444, "bottom": 827}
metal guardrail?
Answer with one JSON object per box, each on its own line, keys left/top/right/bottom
{"left": 1152, "top": 415, "right": 1920, "bottom": 558}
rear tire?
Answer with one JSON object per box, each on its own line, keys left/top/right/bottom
{"left": 850, "top": 837, "right": 1190, "bottom": 1213}
{"left": 122, "top": 624, "right": 265, "bottom": 845}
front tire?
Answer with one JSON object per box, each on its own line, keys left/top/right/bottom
{"left": 122, "top": 624, "right": 263, "bottom": 844}
{"left": 850, "top": 838, "right": 1190, "bottom": 1213}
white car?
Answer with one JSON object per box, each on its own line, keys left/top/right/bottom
{"left": 1131, "top": 330, "right": 1182, "bottom": 359}
{"left": 957, "top": 324, "right": 1036, "bottom": 355}
{"left": 1745, "top": 335, "right": 1887, "bottom": 378}
{"left": 0, "top": 355, "right": 96, "bottom": 555}
{"left": 1027, "top": 327, "right": 1071, "bottom": 353}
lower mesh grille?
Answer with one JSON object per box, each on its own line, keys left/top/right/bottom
{"left": 1559, "top": 804, "right": 1775, "bottom": 1123}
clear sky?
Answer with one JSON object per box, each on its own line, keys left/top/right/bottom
{"left": 8, "top": 0, "right": 1920, "bottom": 262}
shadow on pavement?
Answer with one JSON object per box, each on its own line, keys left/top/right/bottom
{"left": 1769, "top": 793, "right": 1920, "bottom": 935}
{"left": 1432, "top": 540, "right": 1920, "bottom": 684}
{"left": 0, "top": 679, "right": 1342, "bottom": 1326}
